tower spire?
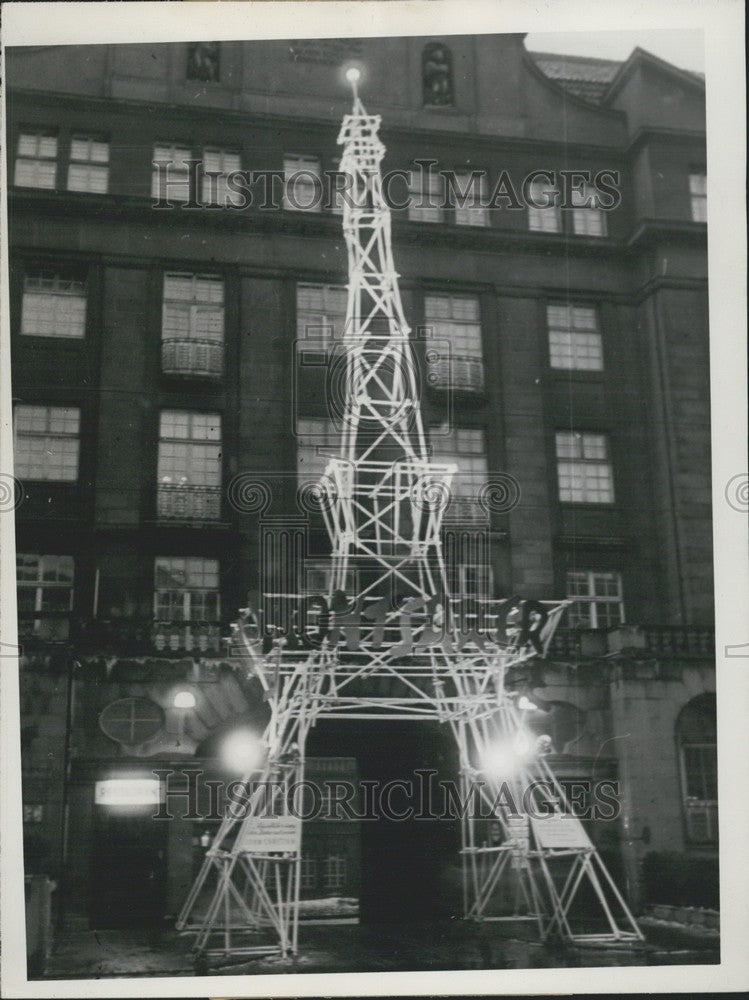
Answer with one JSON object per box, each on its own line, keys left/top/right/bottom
{"left": 322, "top": 74, "right": 454, "bottom": 602}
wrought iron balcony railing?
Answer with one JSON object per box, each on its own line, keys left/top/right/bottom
{"left": 427, "top": 354, "right": 485, "bottom": 394}
{"left": 547, "top": 625, "right": 715, "bottom": 660}
{"left": 161, "top": 338, "right": 224, "bottom": 377}
{"left": 157, "top": 484, "right": 221, "bottom": 521}
{"left": 76, "top": 619, "right": 223, "bottom": 656}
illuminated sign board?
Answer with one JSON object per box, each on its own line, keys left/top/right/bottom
{"left": 95, "top": 778, "right": 163, "bottom": 806}
{"left": 531, "top": 815, "right": 593, "bottom": 850}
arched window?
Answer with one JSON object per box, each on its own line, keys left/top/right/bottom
{"left": 676, "top": 693, "right": 718, "bottom": 844}
{"left": 422, "top": 43, "right": 454, "bottom": 107}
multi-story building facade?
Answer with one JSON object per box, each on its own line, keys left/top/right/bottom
{"left": 7, "top": 34, "right": 714, "bottom": 938}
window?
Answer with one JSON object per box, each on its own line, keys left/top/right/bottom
{"left": 300, "top": 857, "right": 318, "bottom": 891}
{"left": 16, "top": 554, "right": 74, "bottom": 640}
{"left": 527, "top": 176, "right": 560, "bottom": 233}
{"left": 187, "top": 42, "right": 220, "bottom": 82}
{"left": 676, "top": 694, "right": 717, "bottom": 843}
{"left": 431, "top": 425, "right": 488, "bottom": 522}
{"left": 689, "top": 171, "right": 707, "bottom": 223}
{"left": 547, "top": 304, "right": 603, "bottom": 371}
{"left": 324, "top": 853, "right": 347, "bottom": 891}
{"left": 296, "top": 283, "right": 348, "bottom": 351}
{"left": 302, "top": 559, "right": 357, "bottom": 597}
{"left": 565, "top": 571, "right": 624, "bottom": 628}
{"left": 556, "top": 431, "right": 614, "bottom": 503}
{"left": 99, "top": 697, "right": 164, "bottom": 745}
{"left": 15, "top": 130, "right": 57, "bottom": 189}
{"left": 284, "top": 155, "right": 323, "bottom": 212}
{"left": 571, "top": 181, "right": 607, "bottom": 237}
{"left": 161, "top": 273, "right": 224, "bottom": 376}
{"left": 459, "top": 562, "right": 493, "bottom": 599}
{"left": 157, "top": 411, "right": 222, "bottom": 520}
{"left": 296, "top": 418, "right": 339, "bottom": 481}
{"left": 21, "top": 272, "right": 87, "bottom": 339}
{"left": 424, "top": 294, "right": 484, "bottom": 392}
{"left": 152, "top": 143, "right": 193, "bottom": 203}
{"left": 451, "top": 172, "right": 488, "bottom": 227}
{"left": 202, "top": 148, "right": 242, "bottom": 206}
{"left": 408, "top": 169, "right": 444, "bottom": 223}
{"left": 329, "top": 159, "right": 346, "bottom": 215}
{"left": 422, "top": 43, "right": 454, "bottom": 106}
{"left": 14, "top": 405, "right": 80, "bottom": 481}
{"left": 154, "top": 557, "right": 220, "bottom": 621}
{"left": 67, "top": 136, "right": 109, "bottom": 194}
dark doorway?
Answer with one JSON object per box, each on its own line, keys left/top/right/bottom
{"left": 307, "top": 720, "right": 461, "bottom": 924}
{"left": 90, "top": 806, "right": 168, "bottom": 928}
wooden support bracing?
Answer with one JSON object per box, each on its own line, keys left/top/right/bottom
{"left": 176, "top": 81, "right": 643, "bottom": 963}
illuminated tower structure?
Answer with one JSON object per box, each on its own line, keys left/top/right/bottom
{"left": 177, "top": 70, "right": 642, "bottom": 964}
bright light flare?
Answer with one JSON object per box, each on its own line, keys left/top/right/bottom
{"left": 222, "top": 730, "right": 265, "bottom": 774}
{"left": 479, "top": 730, "right": 534, "bottom": 777}
{"left": 517, "top": 695, "right": 538, "bottom": 712}
{"left": 345, "top": 67, "right": 361, "bottom": 84}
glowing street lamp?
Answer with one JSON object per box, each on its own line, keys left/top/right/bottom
{"left": 172, "top": 689, "right": 197, "bottom": 747}
{"left": 173, "top": 690, "right": 197, "bottom": 710}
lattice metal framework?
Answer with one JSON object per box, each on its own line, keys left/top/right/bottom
{"left": 177, "top": 75, "right": 643, "bottom": 962}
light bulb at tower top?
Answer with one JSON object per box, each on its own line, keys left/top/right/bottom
{"left": 345, "top": 67, "right": 361, "bottom": 85}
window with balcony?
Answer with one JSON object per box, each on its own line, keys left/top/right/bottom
{"left": 430, "top": 425, "right": 488, "bottom": 523}
{"left": 21, "top": 271, "right": 87, "bottom": 339}
{"left": 157, "top": 411, "right": 222, "bottom": 520}
{"left": 556, "top": 431, "right": 614, "bottom": 503}
{"left": 202, "top": 147, "right": 242, "bottom": 206}
{"left": 284, "top": 155, "right": 323, "bottom": 212}
{"left": 527, "top": 175, "right": 560, "bottom": 233}
{"left": 154, "top": 557, "right": 220, "bottom": 651}
{"left": 16, "top": 554, "right": 74, "bottom": 640}
{"left": 161, "top": 273, "right": 224, "bottom": 376}
{"left": 451, "top": 172, "right": 488, "bottom": 227}
{"left": 689, "top": 171, "right": 707, "bottom": 222}
{"left": 296, "top": 418, "right": 339, "bottom": 481}
{"left": 571, "top": 181, "right": 607, "bottom": 236}
{"left": 565, "top": 571, "right": 624, "bottom": 628}
{"left": 408, "top": 168, "right": 444, "bottom": 223}
{"left": 296, "top": 283, "right": 348, "bottom": 351}
{"left": 152, "top": 143, "right": 193, "bottom": 203}
{"left": 424, "top": 294, "right": 484, "bottom": 393}
{"left": 67, "top": 135, "right": 109, "bottom": 194}
{"left": 676, "top": 694, "right": 717, "bottom": 844}
{"left": 14, "top": 130, "right": 57, "bottom": 189}
{"left": 14, "top": 405, "right": 80, "bottom": 481}
{"left": 324, "top": 853, "right": 347, "bottom": 890}
{"left": 547, "top": 304, "right": 603, "bottom": 371}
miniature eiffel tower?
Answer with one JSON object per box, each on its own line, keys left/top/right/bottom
{"left": 176, "top": 69, "right": 642, "bottom": 963}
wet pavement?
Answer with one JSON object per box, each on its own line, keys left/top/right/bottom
{"left": 41, "top": 920, "right": 719, "bottom": 979}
